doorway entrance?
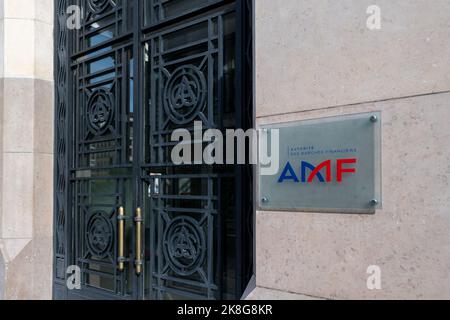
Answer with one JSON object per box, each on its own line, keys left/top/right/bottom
{"left": 53, "top": 0, "right": 253, "bottom": 300}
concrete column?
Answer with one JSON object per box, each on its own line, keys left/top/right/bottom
{"left": 250, "top": 0, "right": 450, "bottom": 299}
{"left": 0, "top": 0, "right": 54, "bottom": 300}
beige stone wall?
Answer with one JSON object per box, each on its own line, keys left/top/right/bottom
{"left": 0, "top": 0, "right": 54, "bottom": 300}
{"left": 251, "top": 0, "right": 450, "bottom": 299}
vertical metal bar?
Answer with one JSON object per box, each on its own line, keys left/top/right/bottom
{"left": 208, "top": 18, "right": 214, "bottom": 126}
{"left": 121, "top": 48, "right": 128, "bottom": 164}
{"left": 216, "top": 177, "right": 223, "bottom": 299}
{"left": 132, "top": 0, "right": 143, "bottom": 300}
{"left": 217, "top": 12, "right": 225, "bottom": 300}
{"left": 234, "top": 0, "right": 245, "bottom": 299}
{"left": 157, "top": 200, "right": 163, "bottom": 299}
{"left": 67, "top": 0, "right": 75, "bottom": 292}
{"left": 243, "top": 0, "right": 255, "bottom": 292}
{"left": 158, "top": 35, "right": 164, "bottom": 165}
{"left": 207, "top": 178, "right": 214, "bottom": 299}
{"left": 218, "top": 15, "right": 224, "bottom": 129}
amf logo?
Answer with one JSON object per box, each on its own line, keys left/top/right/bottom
{"left": 278, "top": 158, "right": 358, "bottom": 183}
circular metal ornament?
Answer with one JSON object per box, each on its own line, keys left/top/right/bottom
{"left": 163, "top": 65, "right": 207, "bottom": 124}
{"left": 86, "top": 211, "right": 114, "bottom": 258}
{"left": 87, "top": 88, "right": 114, "bottom": 135}
{"left": 87, "top": 0, "right": 112, "bottom": 15}
{"left": 163, "top": 216, "right": 206, "bottom": 276}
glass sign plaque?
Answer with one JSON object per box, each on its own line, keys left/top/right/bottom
{"left": 259, "top": 112, "right": 382, "bottom": 214}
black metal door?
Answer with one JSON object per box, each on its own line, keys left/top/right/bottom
{"left": 54, "top": 0, "right": 253, "bottom": 300}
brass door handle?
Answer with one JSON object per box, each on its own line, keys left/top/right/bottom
{"left": 135, "top": 207, "right": 143, "bottom": 275}
{"left": 118, "top": 206, "right": 125, "bottom": 271}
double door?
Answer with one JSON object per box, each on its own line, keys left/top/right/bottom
{"left": 53, "top": 0, "right": 253, "bottom": 300}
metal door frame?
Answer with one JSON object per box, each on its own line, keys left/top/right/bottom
{"left": 53, "top": 0, "right": 253, "bottom": 300}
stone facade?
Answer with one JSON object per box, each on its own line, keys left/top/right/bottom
{"left": 249, "top": 0, "right": 450, "bottom": 300}
{"left": 0, "top": 0, "right": 54, "bottom": 300}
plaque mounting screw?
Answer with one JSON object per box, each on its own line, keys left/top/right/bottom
{"left": 370, "top": 115, "right": 378, "bottom": 123}
{"left": 261, "top": 197, "right": 269, "bottom": 204}
{"left": 370, "top": 199, "right": 379, "bottom": 206}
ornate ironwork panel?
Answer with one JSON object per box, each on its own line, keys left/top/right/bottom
{"left": 141, "top": 3, "right": 249, "bottom": 300}
{"left": 74, "top": 43, "right": 134, "bottom": 169}
{"left": 75, "top": 0, "right": 133, "bottom": 53}
{"left": 54, "top": 0, "right": 71, "bottom": 300}
{"left": 72, "top": 173, "right": 134, "bottom": 298}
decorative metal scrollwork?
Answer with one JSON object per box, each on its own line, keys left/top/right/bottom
{"left": 87, "top": 88, "right": 114, "bottom": 135}
{"left": 87, "top": 0, "right": 115, "bottom": 15}
{"left": 163, "top": 65, "right": 207, "bottom": 124}
{"left": 86, "top": 211, "right": 114, "bottom": 258}
{"left": 163, "top": 216, "right": 206, "bottom": 276}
